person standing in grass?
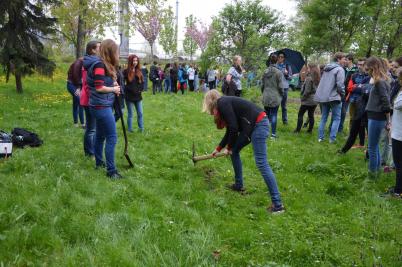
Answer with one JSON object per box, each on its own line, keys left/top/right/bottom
{"left": 314, "top": 52, "right": 346, "bottom": 143}
{"left": 81, "top": 40, "right": 100, "bottom": 157}
{"left": 365, "top": 56, "right": 391, "bottom": 178}
{"left": 123, "top": 55, "right": 144, "bottom": 133}
{"left": 163, "top": 63, "right": 171, "bottom": 93}
{"left": 226, "top": 55, "right": 244, "bottom": 97}
{"left": 67, "top": 57, "right": 85, "bottom": 128}
{"left": 84, "top": 39, "right": 122, "bottom": 179}
{"left": 276, "top": 51, "right": 292, "bottom": 125}
{"left": 261, "top": 53, "right": 283, "bottom": 139}
{"left": 141, "top": 63, "right": 149, "bottom": 91}
{"left": 203, "top": 90, "right": 284, "bottom": 213}
{"left": 383, "top": 68, "right": 402, "bottom": 198}
{"left": 294, "top": 63, "right": 320, "bottom": 133}
{"left": 178, "top": 64, "right": 187, "bottom": 94}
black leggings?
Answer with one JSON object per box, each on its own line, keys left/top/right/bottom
{"left": 295, "top": 105, "right": 316, "bottom": 132}
{"left": 341, "top": 116, "right": 366, "bottom": 153}
{"left": 189, "top": 80, "right": 194, "bottom": 91}
{"left": 392, "top": 138, "right": 402, "bottom": 194}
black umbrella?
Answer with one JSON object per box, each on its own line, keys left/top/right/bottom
{"left": 274, "top": 48, "right": 305, "bottom": 74}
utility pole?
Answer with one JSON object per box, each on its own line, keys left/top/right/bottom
{"left": 174, "top": 0, "right": 179, "bottom": 61}
{"left": 119, "top": 0, "right": 129, "bottom": 61}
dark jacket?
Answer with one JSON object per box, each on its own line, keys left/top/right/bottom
{"left": 67, "top": 58, "right": 83, "bottom": 86}
{"left": 170, "top": 67, "right": 178, "bottom": 80}
{"left": 149, "top": 64, "right": 159, "bottom": 81}
{"left": 366, "top": 80, "right": 391, "bottom": 120}
{"left": 353, "top": 83, "right": 372, "bottom": 120}
{"left": 83, "top": 56, "right": 115, "bottom": 107}
{"left": 300, "top": 75, "right": 317, "bottom": 106}
{"left": 123, "top": 69, "right": 143, "bottom": 102}
{"left": 217, "top": 96, "right": 264, "bottom": 149}
{"left": 347, "top": 72, "right": 370, "bottom": 103}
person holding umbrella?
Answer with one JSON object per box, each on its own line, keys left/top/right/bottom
{"left": 277, "top": 51, "right": 293, "bottom": 125}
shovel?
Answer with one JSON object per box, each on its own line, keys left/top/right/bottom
{"left": 192, "top": 142, "right": 228, "bottom": 165}
{"left": 115, "top": 95, "right": 134, "bottom": 168}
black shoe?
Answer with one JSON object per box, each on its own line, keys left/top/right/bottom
{"left": 226, "top": 183, "right": 245, "bottom": 193}
{"left": 267, "top": 204, "right": 285, "bottom": 214}
{"left": 107, "top": 171, "right": 123, "bottom": 180}
{"left": 380, "top": 187, "right": 402, "bottom": 199}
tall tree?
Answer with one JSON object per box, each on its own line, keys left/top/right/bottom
{"left": 51, "top": 0, "right": 115, "bottom": 59}
{"left": 185, "top": 21, "right": 213, "bottom": 54}
{"left": 182, "top": 15, "right": 197, "bottom": 61}
{"left": 0, "top": 0, "right": 57, "bottom": 93}
{"left": 212, "top": 0, "right": 284, "bottom": 69}
{"left": 130, "top": 0, "right": 167, "bottom": 60}
{"left": 159, "top": 7, "right": 177, "bottom": 59}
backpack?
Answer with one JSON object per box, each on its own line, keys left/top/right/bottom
{"left": 182, "top": 70, "right": 189, "bottom": 80}
{"left": 11, "top": 128, "right": 43, "bottom": 148}
{"left": 0, "top": 131, "right": 13, "bottom": 158}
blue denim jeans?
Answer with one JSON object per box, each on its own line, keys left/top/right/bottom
{"left": 230, "top": 118, "right": 282, "bottom": 206}
{"left": 281, "top": 88, "right": 288, "bottom": 123}
{"left": 318, "top": 101, "right": 342, "bottom": 142}
{"left": 164, "top": 78, "right": 171, "bottom": 93}
{"left": 264, "top": 106, "right": 279, "bottom": 136}
{"left": 126, "top": 100, "right": 144, "bottom": 132}
{"left": 338, "top": 99, "right": 349, "bottom": 132}
{"left": 143, "top": 77, "right": 148, "bottom": 91}
{"left": 90, "top": 107, "right": 117, "bottom": 175}
{"left": 83, "top": 106, "right": 96, "bottom": 156}
{"left": 368, "top": 119, "right": 387, "bottom": 172}
{"left": 66, "top": 81, "right": 84, "bottom": 124}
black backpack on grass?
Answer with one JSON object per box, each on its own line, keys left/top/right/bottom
{"left": 11, "top": 128, "right": 43, "bottom": 148}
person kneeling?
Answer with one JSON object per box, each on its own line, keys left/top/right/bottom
{"left": 202, "top": 90, "right": 285, "bottom": 213}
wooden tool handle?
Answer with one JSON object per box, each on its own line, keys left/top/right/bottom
{"left": 193, "top": 152, "right": 227, "bottom": 162}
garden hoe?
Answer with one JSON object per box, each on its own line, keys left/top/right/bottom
{"left": 116, "top": 96, "right": 134, "bottom": 168}
{"left": 192, "top": 142, "right": 228, "bottom": 165}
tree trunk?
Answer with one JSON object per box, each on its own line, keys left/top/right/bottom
{"left": 365, "top": 4, "right": 382, "bottom": 58}
{"left": 150, "top": 43, "right": 154, "bottom": 62}
{"left": 76, "top": 0, "right": 87, "bottom": 59}
{"left": 15, "top": 72, "right": 23, "bottom": 94}
{"left": 386, "top": 23, "right": 402, "bottom": 58}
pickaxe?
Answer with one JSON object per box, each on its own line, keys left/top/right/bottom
{"left": 192, "top": 142, "right": 228, "bottom": 165}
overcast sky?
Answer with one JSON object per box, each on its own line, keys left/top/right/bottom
{"left": 106, "top": 0, "right": 297, "bottom": 55}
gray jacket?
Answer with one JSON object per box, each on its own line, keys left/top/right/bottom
{"left": 314, "top": 63, "right": 345, "bottom": 103}
{"left": 261, "top": 66, "right": 283, "bottom": 107}
{"left": 300, "top": 75, "right": 317, "bottom": 106}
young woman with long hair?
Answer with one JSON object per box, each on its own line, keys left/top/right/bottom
{"left": 202, "top": 90, "right": 284, "bottom": 213}
{"left": 83, "top": 39, "right": 122, "bottom": 179}
{"left": 365, "top": 56, "right": 391, "bottom": 177}
{"left": 294, "top": 63, "right": 320, "bottom": 133}
{"left": 124, "top": 54, "right": 144, "bottom": 132}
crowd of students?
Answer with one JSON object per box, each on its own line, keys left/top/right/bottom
{"left": 66, "top": 40, "right": 402, "bottom": 211}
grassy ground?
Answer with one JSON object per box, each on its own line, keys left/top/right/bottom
{"left": 0, "top": 69, "right": 401, "bottom": 266}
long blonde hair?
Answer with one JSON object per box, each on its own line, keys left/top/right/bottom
{"left": 202, "top": 89, "right": 222, "bottom": 114}
{"left": 100, "top": 39, "right": 119, "bottom": 81}
{"left": 366, "top": 56, "right": 390, "bottom": 83}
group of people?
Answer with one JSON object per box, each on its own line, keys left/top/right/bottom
{"left": 146, "top": 61, "right": 226, "bottom": 95}
{"left": 260, "top": 51, "right": 402, "bottom": 198}
{"left": 66, "top": 40, "right": 401, "bottom": 213}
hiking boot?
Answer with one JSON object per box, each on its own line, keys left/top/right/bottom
{"left": 380, "top": 187, "right": 402, "bottom": 199}
{"left": 267, "top": 204, "right": 285, "bottom": 214}
{"left": 226, "top": 183, "right": 245, "bottom": 193}
{"left": 107, "top": 171, "right": 123, "bottom": 180}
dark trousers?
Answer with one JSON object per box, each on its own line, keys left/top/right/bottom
{"left": 235, "top": 90, "right": 242, "bottom": 97}
{"left": 295, "top": 105, "right": 316, "bottom": 132}
{"left": 208, "top": 81, "right": 215, "bottom": 89}
{"left": 392, "top": 138, "right": 402, "bottom": 193}
{"left": 341, "top": 116, "right": 366, "bottom": 153}
{"left": 83, "top": 106, "right": 96, "bottom": 156}
{"left": 281, "top": 88, "right": 288, "bottom": 123}
{"left": 189, "top": 80, "right": 194, "bottom": 91}
{"left": 171, "top": 78, "right": 178, "bottom": 93}
{"left": 338, "top": 99, "right": 349, "bottom": 132}
{"left": 152, "top": 80, "right": 158, "bottom": 95}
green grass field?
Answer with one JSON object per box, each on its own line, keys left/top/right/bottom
{"left": 0, "top": 68, "right": 401, "bottom": 266}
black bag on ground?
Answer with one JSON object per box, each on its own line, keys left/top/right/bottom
{"left": 11, "top": 128, "right": 43, "bottom": 148}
